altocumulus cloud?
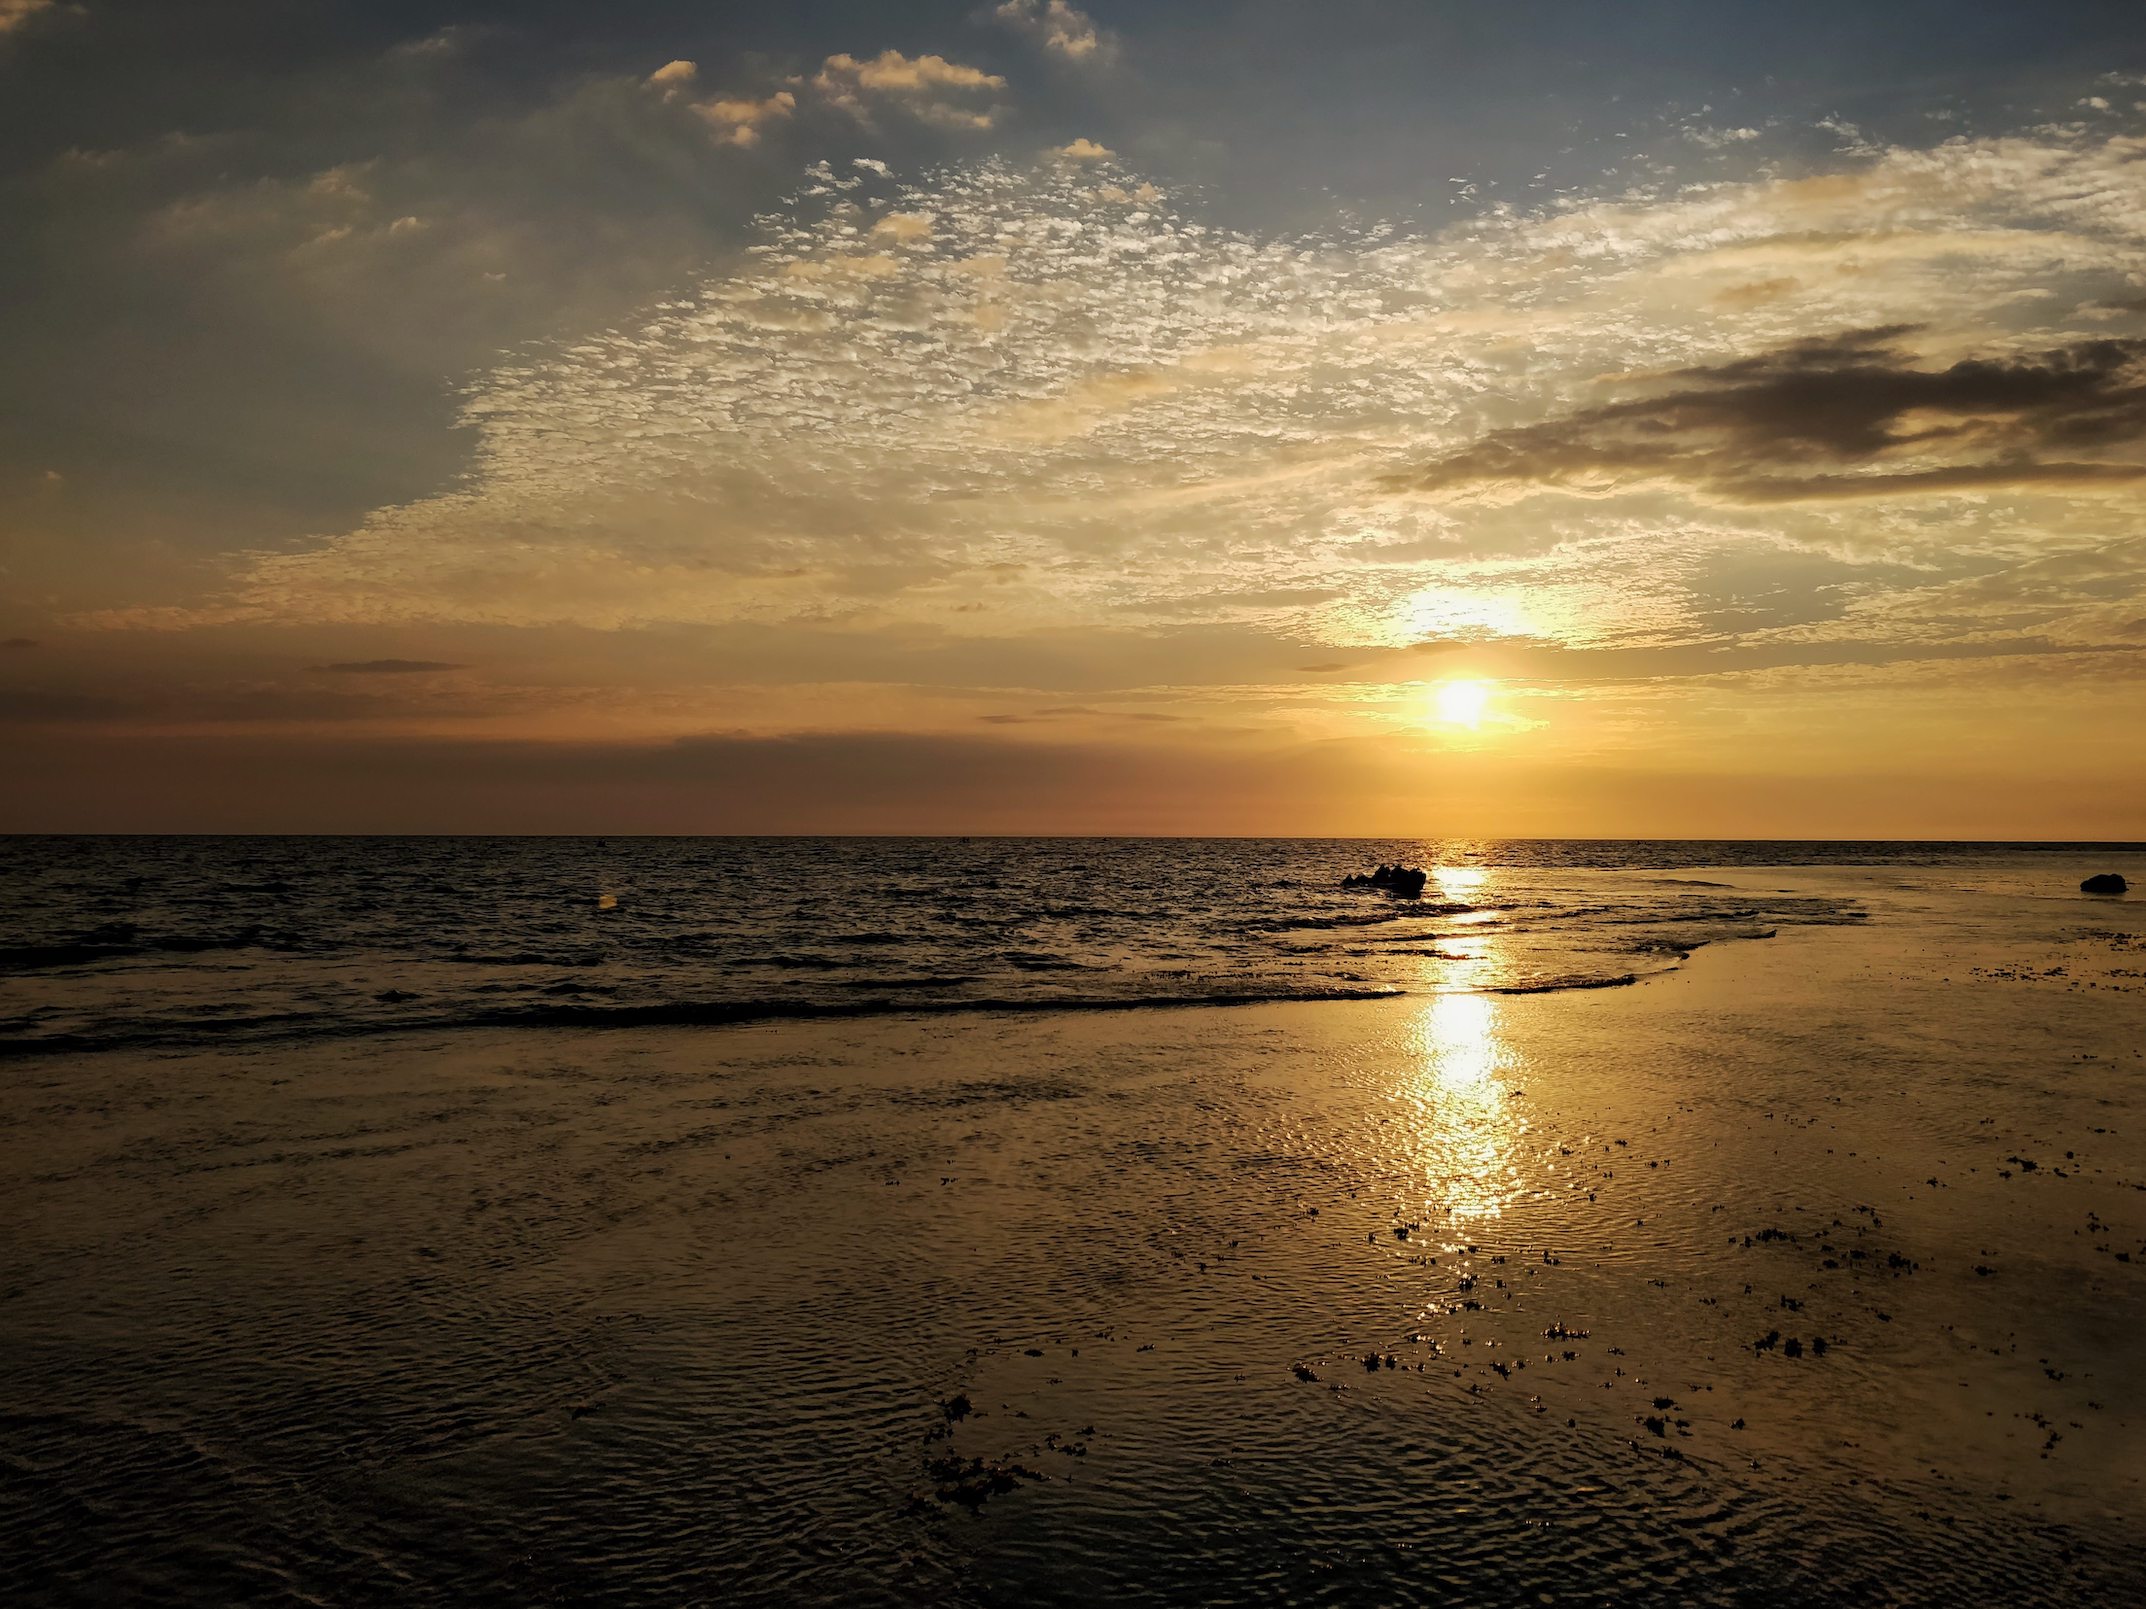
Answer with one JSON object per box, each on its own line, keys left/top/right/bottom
{"left": 89, "top": 117, "right": 2146, "bottom": 673}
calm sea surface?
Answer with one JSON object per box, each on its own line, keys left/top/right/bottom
{"left": 3, "top": 837, "right": 2134, "bottom": 1058}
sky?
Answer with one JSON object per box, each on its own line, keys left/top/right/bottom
{"left": 2, "top": 0, "right": 2144, "bottom": 836}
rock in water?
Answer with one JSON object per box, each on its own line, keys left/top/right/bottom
{"left": 2080, "top": 873, "right": 2128, "bottom": 894}
{"left": 1344, "top": 863, "right": 1429, "bottom": 897}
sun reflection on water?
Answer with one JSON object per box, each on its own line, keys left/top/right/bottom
{"left": 1432, "top": 864, "right": 1488, "bottom": 901}
{"left": 1416, "top": 863, "right": 1511, "bottom": 992}
{"left": 1401, "top": 992, "right": 1524, "bottom": 1226}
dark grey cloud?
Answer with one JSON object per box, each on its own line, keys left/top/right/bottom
{"left": 978, "top": 705, "right": 1182, "bottom": 725}
{"left": 0, "top": 8, "right": 1025, "bottom": 564}
{"left": 8, "top": 716, "right": 2144, "bottom": 837}
{"left": 0, "top": 687, "right": 134, "bottom": 720}
{"left": 0, "top": 636, "right": 36, "bottom": 648}
{"left": 1392, "top": 328, "right": 2146, "bottom": 504}
{"left": 317, "top": 658, "right": 464, "bottom": 673}
{"left": 0, "top": 726, "right": 1350, "bottom": 833}
{"left": 0, "top": 675, "right": 489, "bottom": 725}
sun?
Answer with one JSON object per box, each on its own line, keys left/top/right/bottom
{"left": 1431, "top": 678, "right": 1493, "bottom": 729}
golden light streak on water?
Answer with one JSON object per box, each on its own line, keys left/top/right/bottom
{"left": 1401, "top": 990, "right": 1526, "bottom": 1227}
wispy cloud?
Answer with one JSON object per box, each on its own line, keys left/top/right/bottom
{"left": 89, "top": 120, "right": 2146, "bottom": 691}
{"left": 0, "top": 0, "right": 59, "bottom": 37}
{"left": 990, "top": 0, "right": 1118, "bottom": 65}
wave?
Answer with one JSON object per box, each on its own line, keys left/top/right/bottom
{"left": 1235, "top": 904, "right": 1480, "bottom": 933}
{"left": 1489, "top": 973, "right": 1639, "bottom": 995}
{"left": 0, "top": 984, "right": 1410, "bottom": 1061}
{"left": 829, "top": 974, "right": 984, "bottom": 991}
{"left": 0, "top": 941, "right": 141, "bottom": 970}
{"left": 454, "top": 987, "right": 1408, "bottom": 1030}
{"left": 1005, "top": 952, "right": 1108, "bottom": 971}
{"left": 441, "top": 951, "right": 603, "bottom": 967}
{"left": 0, "top": 925, "right": 306, "bottom": 972}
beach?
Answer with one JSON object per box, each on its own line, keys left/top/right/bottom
{"left": 3, "top": 857, "right": 2143, "bottom": 1605}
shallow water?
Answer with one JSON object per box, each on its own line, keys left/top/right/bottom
{"left": 0, "top": 837, "right": 2126, "bottom": 1057}
{"left": 2, "top": 849, "right": 2143, "bottom": 1604}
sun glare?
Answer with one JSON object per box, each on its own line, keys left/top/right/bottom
{"left": 1431, "top": 679, "right": 1493, "bottom": 729}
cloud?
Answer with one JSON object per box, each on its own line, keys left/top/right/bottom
{"left": 652, "top": 51, "right": 1006, "bottom": 141}
{"left": 316, "top": 658, "right": 464, "bottom": 673}
{"left": 991, "top": 0, "right": 1116, "bottom": 64}
{"left": 1, "top": 637, "right": 38, "bottom": 649}
{"left": 0, "top": 728, "right": 1320, "bottom": 832}
{"left": 90, "top": 117, "right": 2146, "bottom": 677}
{"left": 642, "top": 59, "right": 798, "bottom": 145}
{"left": 0, "top": 673, "right": 505, "bottom": 727}
{"left": 11, "top": 715, "right": 2144, "bottom": 837}
{"left": 646, "top": 59, "right": 699, "bottom": 96}
{"left": 812, "top": 50, "right": 1007, "bottom": 131}
{"left": 17, "top": 51, "right": 813, "bottom": 528}
{"left": 0, "top": 0, "right": 58, "bottom": 37}
{"left": 388, "top": 25, "right": 483, "bottom": 61}
{"left": 693, "top": 89, "right": 798, "bottom": 147}
{"left": 978, "top": 703, "right": 1181, "bottom": 724}
{"left": 1391, "top": 328, "right": 2146, "bottom": 505}
{"left": 0, "top": 689, "right": 136, "bottom": 721}
{"left": 1050, "top": 137, "right": 1115, "bottom": 162}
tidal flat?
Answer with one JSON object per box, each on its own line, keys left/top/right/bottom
{"left": 3, "top": 893, "right": 2144, "bottom": 1604}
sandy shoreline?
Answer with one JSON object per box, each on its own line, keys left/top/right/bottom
{"left": 4, "top": 909, "right": 2144, "bottom": 1604}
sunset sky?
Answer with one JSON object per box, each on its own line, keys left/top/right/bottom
{"left": 4, "top": 0, "right": 2144, "bottom": 835}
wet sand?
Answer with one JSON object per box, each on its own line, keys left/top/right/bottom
{"left": 4, "top": 909, "right": 2144, "bottom": 1604}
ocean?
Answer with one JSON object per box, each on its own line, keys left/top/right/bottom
{"left": 2, "top": 837, "right": 2130, "bottom": 1058}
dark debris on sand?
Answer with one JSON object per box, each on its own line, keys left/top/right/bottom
{"left": 920, "top": 1452, "right": 1048, "bottom": 1510}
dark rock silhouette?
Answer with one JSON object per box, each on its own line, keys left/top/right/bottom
{"left": 2080, "top": 873, "right": 2128, "bottom": 894}
{"left": 1343, "top": 863, "right": 1430, "bottom": 898}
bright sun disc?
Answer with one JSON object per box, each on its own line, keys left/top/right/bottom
{"left": 1432, "top": 679, "right": 1492, "bottom": 729}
